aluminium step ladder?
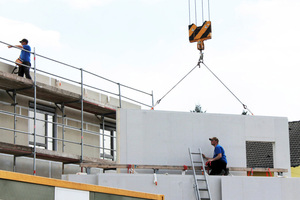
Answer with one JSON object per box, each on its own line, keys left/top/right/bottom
{"left": 188, "top": 148, "right": 212, "bottom": 200}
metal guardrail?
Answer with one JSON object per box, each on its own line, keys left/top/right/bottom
{"left": 0, "top": 40, "right": 152, "bottom": 175}
{"left": 0, "top": 101, "right": 116, "bottom": 152}
{"left": 0, "top": 40, "right": 154, "bottom": 108}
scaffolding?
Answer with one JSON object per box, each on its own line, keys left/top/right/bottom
{"left": 0, "top": 40, "right": 154, "bottom": 176}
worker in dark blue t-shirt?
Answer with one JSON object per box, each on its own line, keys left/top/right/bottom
{"left": 8, "top": 38, "right": 32, "bottom": 79}
{"left": 203, "top": 137, "right": 228, "bottom": 175}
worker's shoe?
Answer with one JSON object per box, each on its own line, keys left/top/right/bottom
{"left": 224, "top": 168, "right": 229, "bottom": 176}
{"left": 219, "top": 169, "right": 226, "bottom": 175}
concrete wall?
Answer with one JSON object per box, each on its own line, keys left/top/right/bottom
{"left": 0, "top": 62, "right": 15, "bottom": 73}
{"left": 63, "top": 173, "right": 300, "bottom": 200}
{"left": 117, "top": 109, "right": 290, "bottom": 175}
{"left": 61, "top": 107, "right": 294, "bottom": 200}
{"left": 221, "top": 176, "right": 300, "bottom": 200}
{"left": 64, "top": 173, "right": 199, "bottom": 200}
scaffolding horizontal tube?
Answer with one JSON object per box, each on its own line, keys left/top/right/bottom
{"left": 0, "top": 109, "right": 114, "bottom": 139}
{"left": 0, "top": 110, "right": 34, "bottom": 121}
{"left": 82, "top": 83, "right": 119, "bottom": 97}
{"left": 121, "top": 94, "right": 152, "bottom": 108}
{"left": 0, "top": 126, "right": 32, "bottom": 135}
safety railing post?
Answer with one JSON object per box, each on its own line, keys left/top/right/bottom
{"left": 80, "top": 68, "right": 84, "bottom": 167}
{"left": 62, "top": 103, "right": 65, "bottom": 152}
{"left": 151, "top": 90, "right": 154, "bottom": 109}
{"left": 13, "top": 89, "right": 17, "bottom": 172}
{"left": 102, "top": 115, "right": 105, "bottom": 159}
{"left": 33, "top": 48, "right": 37, "bottom": 176}
{"left": 118, "top": 83, "right": 122, "bottom": 108}
{"left": 13, "top": 90, "right": 17, "bottom": 144}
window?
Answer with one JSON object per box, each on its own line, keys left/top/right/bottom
{"left": 100, "top": 121, "right": 116, "bottom": 161}
{"left": 246, "top": 141, "right": 274, "bottom": 168}
{"left": 28, "top": 103, "right": 56, "bottom": 150}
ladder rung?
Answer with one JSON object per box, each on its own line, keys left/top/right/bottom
{"left": 193, "top": 161, "right": 202, "bottom": 163}
{"left": 189, "top": 148, "right": 211, "bottom": 200}
{"left": 199, "top": 188, "right": 208, "bottom": 191}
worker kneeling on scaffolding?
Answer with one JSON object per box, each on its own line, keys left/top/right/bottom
{"left": 202, "top": 137, "right": 228, "bottom": 175}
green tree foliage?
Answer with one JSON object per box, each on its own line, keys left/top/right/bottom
{"left": 242, "top": 110, "right": 248, "bottom": 115}
{"left": 191, "top": 104, "right": 206, "bottom": 113}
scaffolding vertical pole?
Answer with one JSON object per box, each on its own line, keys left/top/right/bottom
{"left": 13, "top": 89, "right": 16, "bottom": 172}
{"left": 80, "top": 68, "right": 84, "bottom": 172}
{"left": 151, "top": 90, "right": 154, "bottom": 109}
{"left": 13, "top": 90, "right": 17, "bottom": 144}
{"left": 53, "top": 113, "right": 58, "bottom": 151}
{"left": 13, "top": 156, "right": 16, "bottom": 172}
{"left": 61, "top": 103, "right": 65, "bottom": 152}
{"left": 33, "top": 47, "right": 37, "bottom": 176}
{"left": 110, "top": 130, "right": 114, "bottom": 161}
{"left": 45, "top": 115, "right": 48, "bottom": 150}
{"left": 118, "top": 83, "right": 121, "bottom": 108}
{"left": 102, "top": 115, "right": 105, "bottom": 159}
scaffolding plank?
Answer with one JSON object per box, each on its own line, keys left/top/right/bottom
{"left": 0, "top": 142, "right": 114, "bottom": 164}
{"left": 0, "top": 71, "right": 33, "bottom": 90}
{"left": 80, "top": 163, "right": 288, "bottom": 173}
{"left": 228, "top": 167, "right": 288, "bottom": 173}
{"left": 0, "top": 71, "right": 116, "bottom": 119}
{"left": 80, "top": 163, "right": 199, "bottom": 170}
{"left": 0, "top": 141, "right": 32, "bottom": 156}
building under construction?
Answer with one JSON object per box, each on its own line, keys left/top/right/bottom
{"left": 0, "top": 40, "right": 299, "bottom": 200}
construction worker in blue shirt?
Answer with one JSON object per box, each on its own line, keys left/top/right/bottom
{"left": 8, "top": 38, "right": 32, "bottom": 79}
{"left": 203, "top": 137, "right": 227, "bottom": 175}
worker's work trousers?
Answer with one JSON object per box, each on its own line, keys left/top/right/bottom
{"left": 207, "top": 160, "right": 227, "bottom": 175}
{"left": 18, "top": 61, "right": 32, "bottom": 80}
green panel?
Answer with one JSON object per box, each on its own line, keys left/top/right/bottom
{"left": 90, "top": 192, "right": 150, "bottom": 200}
{"left": 0, "top": 179, "right": 54, "bottom": 200}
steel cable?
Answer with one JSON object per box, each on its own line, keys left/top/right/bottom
{"left": 154, "top": 63, "right": 200, "bottom": 107}
{"left": 201, "top": 62, "right": 253, "bottom": 115}
{"left": 154, "top": 55, "right": 253, "bottom": 115}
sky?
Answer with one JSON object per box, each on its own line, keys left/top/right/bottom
{"left": 0, "top": 0, "right": 300, "bottom": 121}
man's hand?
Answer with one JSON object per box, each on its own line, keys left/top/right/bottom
{"left": 8, "top": 45, "right": 23, "bottom": 49}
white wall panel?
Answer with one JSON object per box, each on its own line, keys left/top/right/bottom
{"left": 55, "top": 187, "right": 89, "bottom": 200}
{"left": 118, "top": 109, "right": 290, "bottom": 174}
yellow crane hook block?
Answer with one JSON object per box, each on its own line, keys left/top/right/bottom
{"left": 189, "top": 21, "right": 212, "bottom": 43}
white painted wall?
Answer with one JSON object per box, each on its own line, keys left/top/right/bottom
{"left": 55, "top": 187, "right": 89, "bottom": 200}
{"left": 62, "top": 109, "right": 297, "bottom": 200}
{"left": 221, "top": 176, "right": 300, "bottom": 200}
{"left": 118, "top": 109, "right": 290, "bottom": 175}
{"left": 64, "top": 173, "right": 206, "bottom": 200}
{"left": 63, "top": 174, "right": 300, "bottom": 200}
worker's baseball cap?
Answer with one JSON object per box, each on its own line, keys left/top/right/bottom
{"left": 19, "top": 39, "right": 28, "bottom": 44}
{"left": 209, "top": 137, "right": 219, "bottom": 142}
